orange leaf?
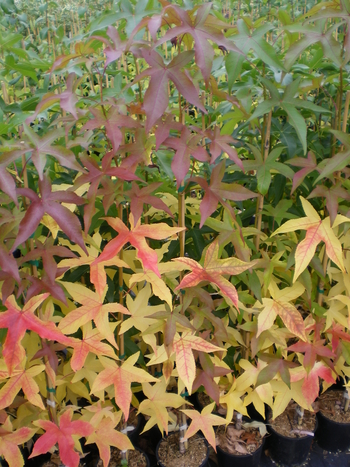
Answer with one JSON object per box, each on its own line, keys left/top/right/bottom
{"left": 175, "top": 240, "right": 256, "bottom": 308}
{"left": 0, "top": 363, "right": 45, "bottom": 410}
{"left": 272, "top": 197, "right": 345, "bottom": 281}
{"left": 69, "top": 323, "right": 118, "bottom": 371}
{"left": 93, "top": 215, "right": 184, "bottom": 277}
{"left": 85, "top": 416, "right": 133, "bottom": 467}
{"left": 173, "top": 332, "right": 224, "bottom": 393}
{"left": 59, "top": 282, "right": 130, "bottom": 347}
{"left": 182, "top": 403, "right": 225, "bottom": 451}
{"left": 0, "top": 417, "right": 35, "bottom": 467}
{"left": 90, "top": 353, "right": 157, "bottom": 421}
{"left": 0, "top": 294, "right": 69, "bottom": 374}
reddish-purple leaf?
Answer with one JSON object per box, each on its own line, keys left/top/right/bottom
{"left": 14, "top": 176, "right": 86, "bottom": 253}
{"left": 134, "top": 49, "right": 206, "bottom": 132}
{"left": 126, "top": 182, "right": 173, "bottom": 224}
{"left": 164, "top": 127, "right": 209, "bottom": 187}
{"left": 82, "top": 104, "right": 140, "bottom": 154}
{"left": 191, "top": 160, "right": 257, "bottom": 227}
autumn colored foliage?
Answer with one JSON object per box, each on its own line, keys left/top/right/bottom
{"left": 0, "top": 0, "right": 350, "bottom": 465}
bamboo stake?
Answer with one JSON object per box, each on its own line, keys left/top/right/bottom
{"left": 317, "top": 249, "right": 328, "bottom": 306}
{"left": 177, "top": 96, "right": 188, "bottom": 455}
{"left": 1, "top": 81, "right": 9, "bottom": 105}
{"left": 255, "top": 111, "right": 272, "bottom": 251}
{"left": 342, "top": 91, "right": 350, "bottom": 133}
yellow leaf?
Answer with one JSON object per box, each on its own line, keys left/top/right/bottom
{"left": 41, "top": 214, "right": 59, "bottom": 239}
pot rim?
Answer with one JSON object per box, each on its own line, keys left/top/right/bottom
{"left": 317, "top": 408, "right": 350, "bottom": 427}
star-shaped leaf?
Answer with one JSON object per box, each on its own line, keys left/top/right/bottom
{"left": 29, "top": 410, "right": 93, "bottom": 467}
{"left": 0, "top": 417, "right": 35, "bottom": 467}
{"left": 15, "top": 176, "right": 87, "bottom": 254}
{"left": 288, "top": 338, "right": 335, "bottom": 373}
{"left": 0, "top": 362, "right": 45, "bottom": 410}
{"left": 164, "top": 126, "right": 210, "bottom": 188}
{"left": 59, "top": 281, "right": 130, "bottom": 347}
{"left": 290, "top": 362, "right": 335, "bottom": 405}
{"left": 156, "top": 3, "right": 241, "bottom": 84}
{"left": 192, "top": 353, "right": 231, "bottom": 405}
{"left": 134, "top": 49, "right": 206, "bottom": 132}
{"left": 22, "top": 124, "right": 84, "bottom": 179}
{"left": 92, "top": 26, "right": 126, "bottom": 68}
{"left": 93, "top": 214, "right": 184, "bottom": 277}
{"left": 121, "top": 284, "right": 163, "bottom": 334}
{"left": 85, "top": 414, "right": 133, "bottom": 467}
{"left": 69, "top": 323, "right": 118, "bottom": 372}
{"left": 271, "top": 197, "right": 347, "bottom": 281}
{"left": 126, "top": 182, "right": 173, "bottom": 224}
{"left": 91, "top": 352, "right": 157, "bottom": 420}
{"left": 256, "top": 281, "right": 307, "bottom": 341}
{"left": 191, "top": 160, "right": 257, "bottom": 227}
{"left": 182, "top": 402, "right": 225, "bottom": 451}
{"left": 82, "top": 103, "right": 140, "bottom": 154}
{"left": 175, "top": 239, "right": 256, "bottom": 308}
{"left": 138, "top": 378, "right": 187, "bottom": 434}
{"left": 0, "top": 294, "right": 69, "bottom": 374}
{"left": 284, "top": 21, "right": 342, "bottom": 70}
{"left": 229, "top": 19, "right": 285, "bottom": 70}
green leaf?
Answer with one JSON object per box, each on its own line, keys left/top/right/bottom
{"left": 315, "top": 150, "right": 350, "bottom": 183}
{"left": 0, "top": 32, "right": 22, "bottom": 48}
{"left": 281, "top": 104, "right": 307, "bottom": 154}
{"left": 248, "top": 99, "right": 277, "bottom": 122}
{"left": 248, "top": 270, "right": 262, "bottom": 303}
{"left": 257, "top": 164, "right": 271, "bottom": 195}
{"left": 225, "top": 51, "right": 244, "bottom": 92}
{"left": 155, "top": 150, "right": 174, "bottom": 180}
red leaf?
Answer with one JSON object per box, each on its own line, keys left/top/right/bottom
{"left": 85, "top": 416, "right": 133, "bottom": 467}
{"left": 29, "top": 410, "right": 93, "bottom": 467}
{"left": 206, "top": 126, "right": 243, "bottom": 169}
{"left": 0, "top": 294, "right": 70, "bottom": 374}
{"left": 126, "top": 182, "right": 173, "bottom": 224}
{"left": 134, "top": 49, "right": 206, "bottom": 132}
{"left": 23, "top": 124, "right": 84, "bottom": 180}
{"left": 93, "top": 215, "right": 184, "bottom": 277}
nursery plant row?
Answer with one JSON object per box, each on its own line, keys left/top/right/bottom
{"left": 0, "top": 0, "right": 350, "bottom": 466}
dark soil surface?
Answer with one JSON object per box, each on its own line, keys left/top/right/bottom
{"left": 269, "top": 401, "right": 316, "bottom": 438}
{"left": 157, "top": 432, "right": 207, "bottom": 467}
{"left": 318, "top": 390, "right": 350, "bottom": 423}
{"left": 96, "top": 448, "right": 147, "bottom": 467}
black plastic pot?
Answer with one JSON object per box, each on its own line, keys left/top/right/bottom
{"left": 156, "top": 433, "right": 209, "bottom": 467}
{"left": 216, "top": 436, "right": 264, "bottom": 467}
{"left": 246, "top": 402, "right": 267, "bottom": 423}
{"left": 267, "top": 422, "right": 315, "bottom": 466}
{"left": 315, "top": 410, "right": 350, "bottom": 452}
